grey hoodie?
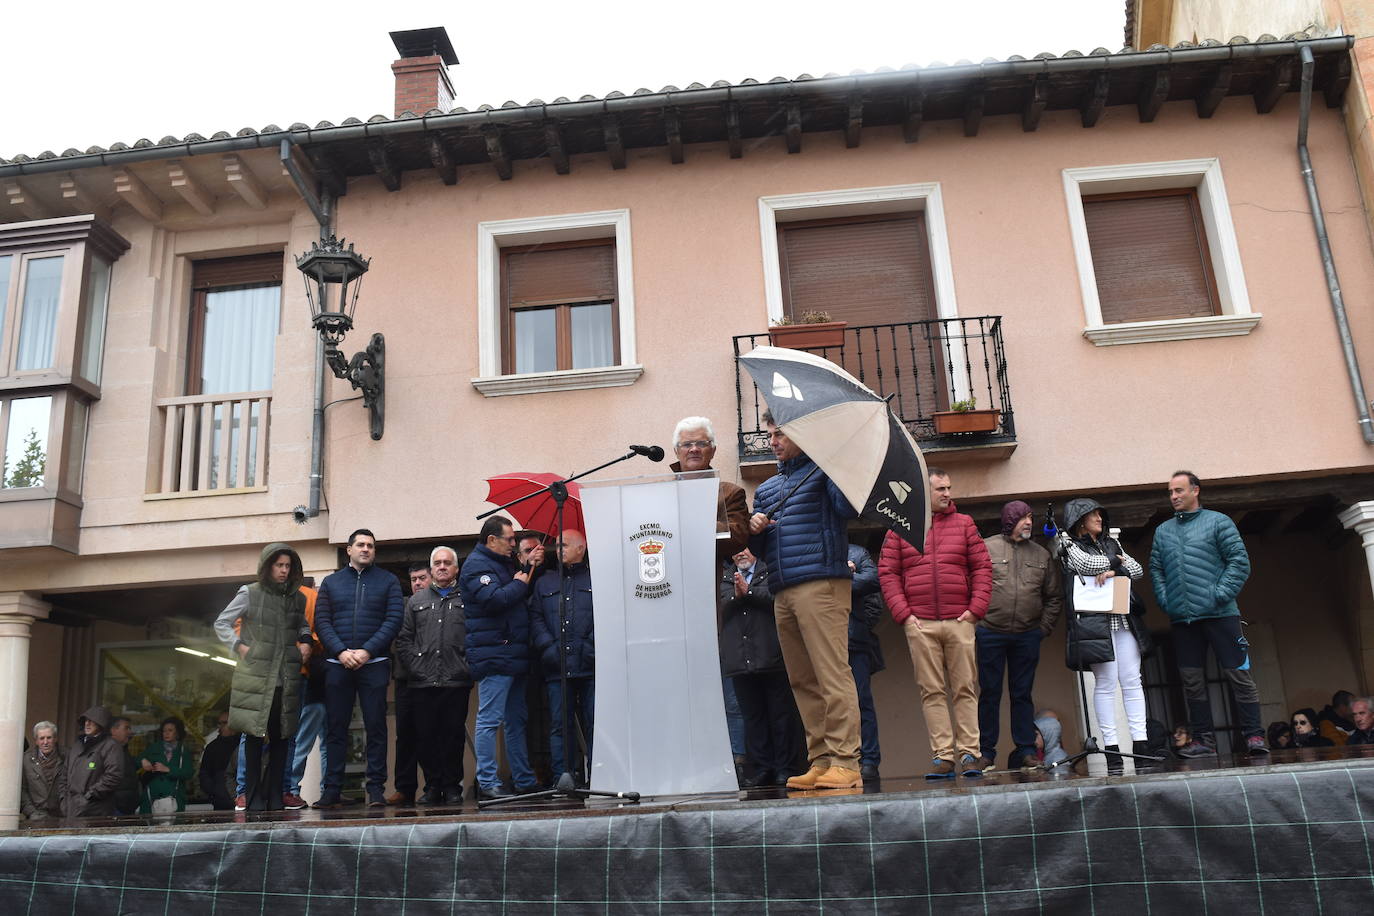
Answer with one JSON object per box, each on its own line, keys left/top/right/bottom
{"left": 1036, "top": 714, "right": 1068, "bottom": 767}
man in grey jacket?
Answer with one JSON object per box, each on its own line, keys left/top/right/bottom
{"left": 1149, "top": 470, "right": 1263, "bottom": 756}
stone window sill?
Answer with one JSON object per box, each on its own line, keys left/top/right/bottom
{"left": 1083, "top": 313, "right": 1261, "bottom": 347}
{"left": 471, "top": 365, "right": 644, "bottom": 397}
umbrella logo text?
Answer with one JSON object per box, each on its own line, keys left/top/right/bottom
{"left": 771, "top": 372, "right": 804, "bottom": 401}
{"left": 889, "top": 481, "right": 912, "bottom": 503}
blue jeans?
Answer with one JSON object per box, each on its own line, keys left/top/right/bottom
{"left": 236, "top": 733, "right": 247, "bottom": 796}
{"left": 849, "top": 651, "right": 881, "bottom": 766}
{"left": 474, "top": 674, "right": 534, "bottom": 790}
{"left": 546, "top": 677, "right": 595, "bottom": 777}
{"left": 285, "top": 686, "right": 328, "bottom": 796}
{"left": 721, "top": 676, "right": 746, "bottom": 757}
{"left": 323, "top": 660, "right": 391, "bottom": 794}
{"left": 976, "top": 628, "right": 1042, "bottom": 761}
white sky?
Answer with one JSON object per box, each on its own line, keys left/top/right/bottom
{"left": 2, "top": 1, "right": 1125, "bottom": 157}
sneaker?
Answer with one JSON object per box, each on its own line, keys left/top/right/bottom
{"left": 1175, "top": 739, "right": 1217, "bottom": 758}
{"left": 814, "top": 766, "right": 862, "bottom": 789}
{"left": 975, "top": 754, "right": 998, "bottom": 772}
{"left": 366, "top": 788, "right": 387, "bottom": 808}
{"left": 281, "top": 793, "right": 307, "bottom": 810}
{"left": 926, "top": 758, "right": 956, "bottom": 780}
{"left": 785, "top": 765, "right": 829, "bottom": 789}
{"left": 1246, "top": 736, "right": 1271, "bottom": 756}
{"left": 233, "top": 794, "right": 247, "bottom": 811}
{"left": 959, "top": 754, "right": 984, "bottom": 778}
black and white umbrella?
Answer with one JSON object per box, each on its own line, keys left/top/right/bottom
{"left": 739, "top": 345, "right": 930, "bottom": 550}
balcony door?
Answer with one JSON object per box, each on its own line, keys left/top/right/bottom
{"left": 777, "top": 213, "right": 948, "bottom": 420}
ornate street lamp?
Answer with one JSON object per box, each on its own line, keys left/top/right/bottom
{"left": 295, "top": 235, "right": 385, "bottom": 439}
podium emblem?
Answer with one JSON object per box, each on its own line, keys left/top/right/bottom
{"left": 638, "top": 538, "right": 666, "bottom": 584}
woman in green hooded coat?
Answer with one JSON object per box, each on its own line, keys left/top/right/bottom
{"left": 215, "top": 542, "right": 312, "bottom": 810}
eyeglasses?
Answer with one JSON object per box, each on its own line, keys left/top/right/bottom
{"left": 676, "top": 440, "right": 713, "bottom": 450}
{"left": 1291, "top": 719, "right": 1309, "bottom": 726}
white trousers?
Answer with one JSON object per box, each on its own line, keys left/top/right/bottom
{"left": 1089, "top": 629, "right": 1147, "bottom": 744}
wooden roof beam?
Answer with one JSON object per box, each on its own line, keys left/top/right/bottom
{"left": 846, "top": 91, "right": 863, "bottom": 148}
{"left": 1255, "top": 56, "right": 1295, "bottom": 114}
{"left": 724, "top": 102, "right": 742, "bottom": 159}
{"left": 1196, "top": 64, "right": 1232, "bottom": 118}
{"left": 903, "top": 90, "right": 924, "bottom": 143}
{"left": 428, "top": 134, "right": 458, "bottom": 186}
{"left": 57, "top": 172, "right": 109, "bottom": 220}
{"left": 1138, "top": 67, "right": 1170, "bottom": 122}
{"left": 785, "top": 100, "right": 802, "bottom": 154}
{"left": 664, "top": 108, "right": 684, "bottom": 164}
{"left": 167, "top": 159, "right": 215, "bottom": 216}
{"left": 484, "top": 126, "right": 512, "bottom": 181}
{"left": 603, "top": 116, "right": 626, "bottom": 170}
{"left": 1326, "top": 52, "right": 1352, "bottom": 108}
{"left": 113, "top": 168, "right": 163, "bottom": 221}
{"left": 1022, "top": 75, "right": 1049, "bottom": 132}
{"left": 963, "top": 83, "right": 985, "bottom": 137}
{"left": 222, "top": 155, "right": 267, "bottom": 210}
{"left": 3, "top": 180, "right": 47, "bottom": 220}
{"left": 544, "top": 122, "right": 570, "bottom": 174}
{"left": 367, "top": 139, "right": 402, "bottom": 191}
{"left": 1081, "top": 72, "right": 1109, "bottom": 127}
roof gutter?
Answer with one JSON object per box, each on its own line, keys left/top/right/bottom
{"left": 1297, "top": 44, "right": 1374, "bottom": 444}
{"left": 0, "top": 36, "right": 1354, "bottom": 180}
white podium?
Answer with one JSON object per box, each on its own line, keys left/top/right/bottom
{"left": 580, "top": 469, "right": 737, "bottom": 796}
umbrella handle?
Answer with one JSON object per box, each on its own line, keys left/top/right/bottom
{"left": 764, "top": 462, "right": 822, "bottom": 521}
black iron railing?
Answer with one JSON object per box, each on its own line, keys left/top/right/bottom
{"left": 732, "top": 316, "right": 1016, "bottom": 460}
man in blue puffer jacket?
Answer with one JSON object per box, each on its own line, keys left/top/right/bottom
{"left": 314, "top": 528, "right": 405, "bottom": 807}
{"left": 749, "top": 411, "right": 860, "bottom": 790}
{"left": 460, "top": 514, "right": 538, "bottom": 800}
{"left": 530, "top": 529, "right": 595, "bottom": 783}
{"left": 1149, "top": 470, "right": 1264, "bottom": 756}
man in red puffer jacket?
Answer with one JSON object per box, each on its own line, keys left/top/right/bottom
{"left": 879, "top": 467, "right": 992, "bottom": 780}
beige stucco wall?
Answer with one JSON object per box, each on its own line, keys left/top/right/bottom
{"left": 1158, "top": 0, "right": 1327, "bottom": 44}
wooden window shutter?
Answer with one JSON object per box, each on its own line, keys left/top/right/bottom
{"left": 504, "top": 241, "right": 616, "bottom": 306}
{"left": 191, "top": 253, "right": 285, "bottom": 289}
{"left": 779, "top": 214, "right": 936, "bottom": 325}
{"left": 1083, "top": 190, "right": 1219, "bottom": 324}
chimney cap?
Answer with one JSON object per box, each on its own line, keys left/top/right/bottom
{"left": 389, "top": 27, "right": 458, "bottom": 65}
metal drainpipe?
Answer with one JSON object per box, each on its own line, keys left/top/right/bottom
{"left": 1299, "top": 45, "right": 1374, "bottom": 444}
{"left": 294, "top": 190, "right": 333, "bottom": 523}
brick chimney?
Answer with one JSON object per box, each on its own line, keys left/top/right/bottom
{"left": 389, "top": 27, "right": 459, "bottom": 117}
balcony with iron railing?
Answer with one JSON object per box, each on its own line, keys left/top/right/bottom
{"left": 732, "top": 316, "right": 1016, "bottom": 466}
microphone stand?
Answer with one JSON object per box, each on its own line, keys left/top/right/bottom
{"left": 476, "top": 447, "right": 654, "bottom": 808}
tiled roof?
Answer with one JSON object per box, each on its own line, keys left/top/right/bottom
{"left": 0, "top": 30, "right": 1336, "bottom": 167}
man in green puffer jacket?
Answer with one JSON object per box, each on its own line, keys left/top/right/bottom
{"left": 1149, "top": 471, "right": 1264, "bottom": 757}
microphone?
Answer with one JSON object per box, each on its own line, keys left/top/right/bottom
{"left": 629, "top": 444, "right": 665, "bottom": 462}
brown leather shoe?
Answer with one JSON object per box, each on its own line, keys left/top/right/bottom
{"left": 814, "top": 766, "right": 861, "bottom": 789}
{"left": 786, "top": 765, "right": 830, "bottom": 789}
{"left": 925, "top": 759, "right": 956, "bottom": 780}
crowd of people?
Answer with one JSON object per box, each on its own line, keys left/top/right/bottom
{"left": 17, "top": 418, "right": 1374, "bottom": 820}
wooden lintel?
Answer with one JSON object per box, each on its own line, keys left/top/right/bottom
{"left": 427, "top": 135, "right": 458, "bottom": 186}
{"left": 724, "top": 102, "right": 742, "bottom": 159}
{"left": 785, "top": 100, "right": 802, "bottom": 154}
{"left": 1326, "top": 52, "right": 1352, "bottom": 109}
{"left": 367, "top": 139, "right": 401, "bottom": 191}
{"left": 846, "top": 91, "right": 863, "bottom": 148}
{"left": 222, "top": 154, "right": 267, "bottom": 210}
{"left": 543, "top": 122, "right": 570, "bottom": 175}
{"left": 1081, "top": 72, "right": 1109, "bottom": 127}
{"left": 1255, "top": 57, "right": 1295, "bottom": 114}
{"left": 902, "top": 91, "right": 924, "bottom": 143}
{"left": 1196, "top": 64, "right": 1232, "bottom": 118}
{"left": 3, "top": 180, "right": 46, "bottom": 220}
{"left": 167, "top": 159, "right": 215, "bottom": 217}
{"left": 963, "top": 84, "right": 985, "bottom": 137}
{"left": 664, "top": 108, "right": 684, "bottom": 164}
{"left": 1022, "top": 75, "right": 1049, "bottom": 132}
{"left": 57, "top": 172, "right": 109, "bottom": 220}
{"left": 1138, "top": 68, "right": 1170, "bottom": 122}
{"left": 112, "top": 168, "right": 163, "bottom": 221}
{"left": 603, "top": 116, "right": 626, "bottom": 170}
{"left": 484, "top": 127, "right": 513, "bottom": 181}
{"left": 306, "top": 149, "right": 347, "bottom": 198}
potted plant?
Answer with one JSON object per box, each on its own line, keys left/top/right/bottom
{"left": 932, "top": 396, "right": 1002, "bottom": 435}
{"left": 767, "top": 309, "right": 848, "bottom": 350}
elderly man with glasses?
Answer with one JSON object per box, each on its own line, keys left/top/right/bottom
{"left": 670, "top": 416, "right": 749, "bottom": 562}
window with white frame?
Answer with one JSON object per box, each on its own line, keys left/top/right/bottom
{"left": 1063, "top": 158, "right": 1258, "bottom": 346}
{"left": 473, "top": 210, "right": 639, "bottom": 397}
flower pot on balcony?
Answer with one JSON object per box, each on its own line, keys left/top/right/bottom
{"left": 767, "top": 321, "right": 847, "bottom": 350}
{"left": 932, "top": 408, "right": 1001, "bottom": 435}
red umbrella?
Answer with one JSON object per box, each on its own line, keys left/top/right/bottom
{"left": 483, "top": 472, "right": 586, "bottom": 537}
